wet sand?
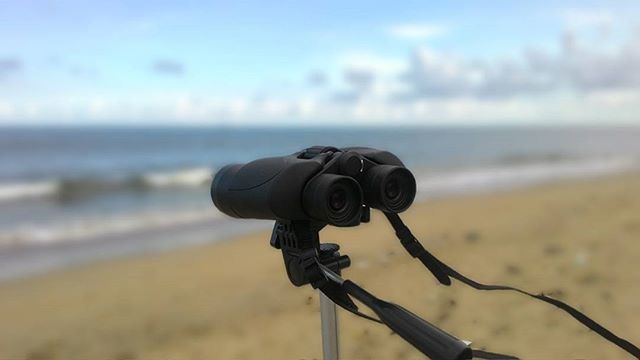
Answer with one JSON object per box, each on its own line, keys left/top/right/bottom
{"left": 1, "top": 173, "right": 639, "bottom": 359}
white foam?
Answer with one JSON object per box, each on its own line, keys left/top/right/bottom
{"left": 416, "top": 157, "right": 638, "bottom": 199}
{"left": 0, "top": 207, "right": 224, "bottom": 248}
{"left": 0, "top": 167, "right": 215, "bottom": 204}
{"left": 142, "top": 167, "right": 214, "bottom": 188}
{"left": 0, "top": 181, "right": 58, "bottom": 202}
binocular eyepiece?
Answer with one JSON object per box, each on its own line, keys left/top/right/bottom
{"left": 211, "top": 146, "right": 416, "bottom": 227}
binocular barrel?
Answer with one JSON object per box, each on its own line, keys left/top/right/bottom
{"left": 211, "top": 148, "right": 416, "bottom": 226}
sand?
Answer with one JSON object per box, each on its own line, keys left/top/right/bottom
{"left": 1, "top": 173, "right": 639, "bottom": 359}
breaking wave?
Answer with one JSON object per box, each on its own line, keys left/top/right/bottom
{"left": 0, "top": 207, "right": 224, "bottom": 249}
{"left": 415, "top": 156, "right": 639, "bottom": 199}
{"left": 0, "top": 167, "right": 214, "bottom": 203}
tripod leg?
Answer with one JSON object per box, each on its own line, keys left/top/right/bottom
{"left": 320, "top": 290, "right": 340, "bottom": 360}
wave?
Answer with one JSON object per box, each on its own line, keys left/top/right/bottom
{"left": 0, "top": 181, "right": 59, "bottom": 202}
{"left": 0, "top": 156, "right": 638, "bottom": 249}
{"left": 494, "top": 152, "right": 575, "bottom": 165}
{"left": 415, "top": 156, "right": 639, "bottom": 199}
{"left": 0, "top": 207, "right": 224, "bottom": 249}
{"left": 0, "top": 167, "right": 215, "bottom": 203}
{"left": 3, "top": 156, "right": 635, "bottom": 204}
{"left": 142, "top": 167, "right": 213, "bottom": 188}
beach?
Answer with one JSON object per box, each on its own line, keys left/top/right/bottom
{"left": 1, "top": 172, "right": 639, "bottom": 359}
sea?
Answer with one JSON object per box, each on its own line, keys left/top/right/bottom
{"left": 1, "top": 126, "right": 639, "bottom": 280}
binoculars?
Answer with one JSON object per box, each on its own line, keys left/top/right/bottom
{"left": 211, "top": 146, "right": 417, "bottom": 226}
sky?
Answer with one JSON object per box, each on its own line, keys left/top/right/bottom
{"left": 1, "top": 0, "right": 639, "bottom": 126}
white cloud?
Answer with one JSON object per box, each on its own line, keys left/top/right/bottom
{"left": 388, "top": 23, "right": 447, "bottom": 40}
{"left": 398, "top": 28, "right": 640, "bottom": 100}
{"left": 337, "top": 52, "right": 405, "bottom": 74}
{"left": 2, "top": 86, "right": 638, "bottom": 126}
{"left": 0, "top": 101, "right": 14, "bottom": 118}
{"left": 2, "top": 23, "right": 639, "bottom": 126}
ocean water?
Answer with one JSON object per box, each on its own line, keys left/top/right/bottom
{"left": 0, "top": 126, "right": 639, "bottom": 279}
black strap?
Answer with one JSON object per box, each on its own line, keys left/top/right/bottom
{"left": 472, "top": 349, "right": 519, "bottom": 359}
{"left": 320, "top": 289, "right": 383, "bottom": 324}
{"left": 384, "top": 212, "right": 640, "bottom": 359}
{"left": 318, "top": 274, "right": 383, "bottom": 324}
{"left": 322, "top": 272, "right": 518, "bottom": 359}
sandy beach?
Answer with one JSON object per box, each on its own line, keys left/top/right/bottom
{"left": 1, "top": 173, "right": 639, "bottom": 360}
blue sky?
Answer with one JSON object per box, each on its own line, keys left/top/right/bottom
{"left": 1, "top": 0, "right": 639, "bottom": 125}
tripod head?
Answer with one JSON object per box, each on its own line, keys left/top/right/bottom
{"left": 269, "top": 220, "right": 351, "bottom": 287}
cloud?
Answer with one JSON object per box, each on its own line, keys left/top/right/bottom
{"left": 388, "top": 23, "right": 447, "bottom": 40}
{"left": 2, "top": 85, "right": 639, "bottom": 126}
{"left": 307, "top": 71, "right": 328, "bottom": 87}
{"left": 344, "top": 67, "right": 376, "bottom": 91}
{"left": 152, "top": 59, "right": 185, "bottom": 75}
{"left": 1, "top": 24, "right": 639, "bottom": 126}
{"left": 333, "top": 52, "right": 408, "bottom": 102}
{"left": 526, "top": 30, "right": 640, "bottom": 92}
{"left": 338, "top": 52, "right": 405, "bottom": 74}
{"left": 0, "top": 58, "right": 22, "bottom": 79}
{"left": 320, "top": 27, "right": 640, "bottom": 123}
{"left": 397, "top": 29, "right": 640, "bottom": 100}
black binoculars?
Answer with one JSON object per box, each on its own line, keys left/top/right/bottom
{"left": 211, "top": 146, "right": 416, "bottom": 226}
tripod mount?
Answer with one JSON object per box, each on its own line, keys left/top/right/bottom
{"left": 268, "top": 212, "right": 477, "bottom": 360}
{"left": 269, "top": 215, "right": 368, "bottom": 321}
{"left": 269, "top": 219, "right": 354, "bottom": 360}
{"left": 270, "top": 219, "right": 351, "bottom": 288}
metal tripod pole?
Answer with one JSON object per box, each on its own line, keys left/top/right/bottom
{"left": 319, "top": 290, "right": 340, "bottom": 360}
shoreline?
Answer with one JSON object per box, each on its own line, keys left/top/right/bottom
{"left": 0, "top": 218, "right": 270, "bottom": 283}
{"left": 1, "top": 153, "right": 637, "bottom": 248}
{"left": 0, "top": 172, "right": 639, "bottom": 359}
{"left": 1, "top": 161, "right": 638, "bottom": 283}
